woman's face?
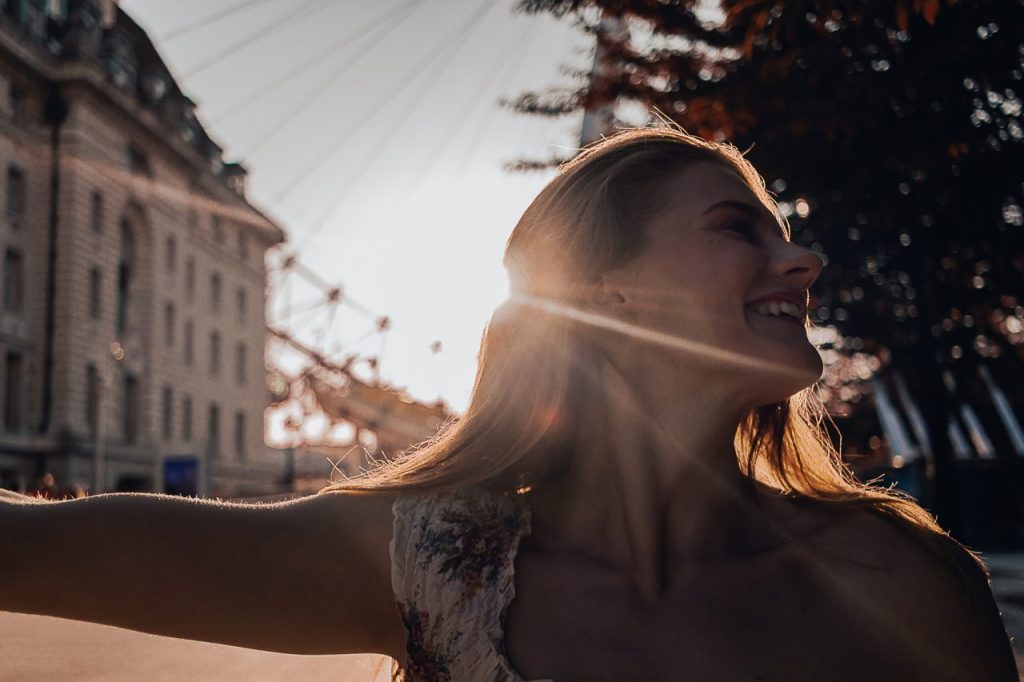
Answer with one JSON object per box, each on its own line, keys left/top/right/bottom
{"left": 597, "top": 160, "right": 825, "bottom": 407}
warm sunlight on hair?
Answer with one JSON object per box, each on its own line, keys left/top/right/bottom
{"left": 321, "top": 124, "right": 982, "bottom": 593}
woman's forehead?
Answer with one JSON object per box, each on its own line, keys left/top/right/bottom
{"left": 661, "top": 162, "right": 780, "bottom": 223}
{"left": 664, "top": 162, "right": 757, "bottom": 204}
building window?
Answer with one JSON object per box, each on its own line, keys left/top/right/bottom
{"left": 211, "top": 214, "right": 224, "bottom": 244}
{"left": 89, "top": 267, "right": 101, "bottom": 320}
{"left": 181, "top": 394, "right": 192, "bottom": 442}
{"left": 127, "top": 144, "right": 152, "bottom": 177}
{"left": 8, "top": 85, "right": 23, "bottom": 126}
{"left": 4, "top": 351, "right": 22, "bottom": 431}
{"left": 86, "top": 364, "right": 99, "bottom": 437}
{"left": 117, "top": 222, "right": 134, "bottom": 333}
{"left": 209, "top": 330, "right": 220, "bottom": 376}
{"left": 235, "top": 342, "right": 246, "bottom": 386}
{"left": 184, "top": 319, "right": 194, "bottom": 366}
{"left": 207, "top": 402, "right": 220, "bottom": 458}
{"left": 90, "top": 191, "right": 103, "bottom": 233}
{"left": 164, "top": 301, "right": 175, "bottom": 347}
{"left": 165, "top": 235, "right": 176, "bottom": 272}
{"left": 234, "top": 411, "right": 246, "bottom": 460}
{"left": 236, "top": 287, "right": 246, "bottom": 323}
{"left": 5, "top": 165, "right": 25, "bottom": 223}
{"left": 210, "top": 272, "right": 221, "bottom": 311}
{"left": 161, "top": 384, "right": 173, "bottom": 441}
{"left": 3, "top": 248, "right": 23, "bottom": 312}
{"left": 107, "top": 37, "right": 138, "bottom": 92}
{"left": 122, "top": 374, "right": 138, "bottom": 444}
{"left": 185, "top": 256, "right": 195, "bottom": 303}
{"left": 20, "top": 1, "right": 46, "bottom": 41}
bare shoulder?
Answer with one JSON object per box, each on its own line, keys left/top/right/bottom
{"left": 287, "top": 489, "right": 406, "bottom": 660}
{"left": 275, "top": 489, "right": 401, "bottom": 578}
{"left": 299, "top": 488, "right": 400, "bottom": 554}
{"left": 805, "top": 503, "right": 1019, "bottom": 680}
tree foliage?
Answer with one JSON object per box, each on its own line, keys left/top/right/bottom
{"left": 511, "top": 0, "right": 1024, "bottom": 529}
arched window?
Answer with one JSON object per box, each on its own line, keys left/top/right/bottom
{"left": 116, "top": 220, "right": 134, "bottom": 333}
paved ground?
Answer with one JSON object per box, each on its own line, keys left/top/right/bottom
{"left": 0, "top": 614, "right": 392, "bottom": 682}
{"left": 5, "top": 554, "right": 1024, "bottom": 680}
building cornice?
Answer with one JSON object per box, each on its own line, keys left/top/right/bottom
{"left": 0, "top": 17, "right": 287, "bottom": 246}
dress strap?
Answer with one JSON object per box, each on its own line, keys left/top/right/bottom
{"left": 389, "top": 485, "right": 535, "bottom": 681}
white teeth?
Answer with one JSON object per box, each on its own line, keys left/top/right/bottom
{"left": 750, "top": 300, "right": 803, "bottom": 320}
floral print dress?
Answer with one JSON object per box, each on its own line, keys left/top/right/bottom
{"left": 390, "top": 485, "right": 553, "bottom": 682}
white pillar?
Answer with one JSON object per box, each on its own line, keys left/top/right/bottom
{"left": 580, "top": 14, "right": 627, "bottom": 146}
{"left": 871, "top": 376, "right": 919, "bottom": 463}
{"left": 978, "top": 363, "right": 1024, "bottom": 456}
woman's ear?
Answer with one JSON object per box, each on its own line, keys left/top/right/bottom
{"left": 595, "top": 291, "right": 628, "bottom": 306}
{"left": 588, "top": 275, "right": 627, "bottom": 307}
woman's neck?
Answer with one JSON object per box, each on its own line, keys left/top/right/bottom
{"left": 524, "top": 348, "right": 784, "bottom": 601}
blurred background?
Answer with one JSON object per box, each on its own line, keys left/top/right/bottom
{"left": 1, "top": 0, "right": 1023, "bottom": 678}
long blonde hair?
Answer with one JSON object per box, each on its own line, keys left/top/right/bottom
{"left": 320, "top": 126, "right": 983, "bottom": 577}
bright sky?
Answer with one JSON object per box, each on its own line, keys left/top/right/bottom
{"left": 120, "top": 0, "right": 588, "bottom": 413}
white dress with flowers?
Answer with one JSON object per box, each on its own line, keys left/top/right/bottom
{"left": 389, "top": 485, "right": 553, "bottom": 682}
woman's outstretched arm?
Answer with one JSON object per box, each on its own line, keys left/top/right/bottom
{"left": 0, "top": 489, "right": 404, "bottom": 657}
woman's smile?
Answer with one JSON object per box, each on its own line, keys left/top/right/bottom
{"left": 745, "top": 305, "right": 808, "bottom": 330}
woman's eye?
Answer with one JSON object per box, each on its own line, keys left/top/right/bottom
{"left": 722, "top": 220, "right": 756, "bottom": 241}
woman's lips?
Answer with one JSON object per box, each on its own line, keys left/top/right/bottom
{"left": 746, "top": 307, "right": 805, "bottom": 327}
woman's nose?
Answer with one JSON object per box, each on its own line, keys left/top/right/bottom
{"left": 773, "top": 242, "right": 825, "bottom": 291}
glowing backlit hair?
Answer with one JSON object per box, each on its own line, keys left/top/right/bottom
{"left": 321, "top": 124, "right": 983, "bottom": 587}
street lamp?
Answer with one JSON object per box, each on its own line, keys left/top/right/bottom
{"left": 93, "top": 340, "right": 124, "bottom": 495}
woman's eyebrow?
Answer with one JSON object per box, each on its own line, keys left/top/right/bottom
{"left": 701, "top": 199, "right": 772, "bottom": 221}
{"left": 702, "top": 199, "right": 785, "bottom": 235}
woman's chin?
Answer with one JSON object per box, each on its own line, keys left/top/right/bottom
{"left": 745, "top": 350, "right": 823, "bottom": 403}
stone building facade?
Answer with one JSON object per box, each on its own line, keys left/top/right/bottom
{"left": 0, "top": 0, "right": 288, "bottom": 497}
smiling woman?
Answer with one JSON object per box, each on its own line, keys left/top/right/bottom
{"left": 2, "top": 126, "right": 1017, "bottom": 682}
{"left": 321, "top": 125, "right": 1018, "bottom": 680}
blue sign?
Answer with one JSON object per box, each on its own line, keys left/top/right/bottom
{"left": 163, "top": 456, "right": 199, "bottom": 497}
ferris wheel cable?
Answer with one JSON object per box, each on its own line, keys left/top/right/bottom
{"left": 279, "top": 319, "right": 444, "bottom": 398}
{"left": 289, "top": 257, "right": 336, "bottom": 292}
{"left": 182, "top": 0, "right": 335, "bottom": 79}
{"left": 272, "top": 303, "right": 319, "bottom": 329}
{"left": 325, "top": 297, "right": 342, "bottom": 337}
{"left": 295, "top": 12, "right": 528, "bottom": 252}
{"left": 240, "top": 0, "right": 426, "bottom": 157}
{"left": 270, "top": 305, "right": 323, "bottom": 335}
{"left": 268, "top": 251, "right": 449, "bottom": 361}
{"left": 342, "top": 323, "right": 384, "bottom": 350}
{"left": 208, "top": 0, "right": 419, "bottom": 125}
{"left": 269, "top": 288, "right": 380, "bottom": 344}
{"left": 266, "top": 251, "right": 302, "bottom": 276}
{"left": 287, "top": 258, "right": 378, "bottom": 319}
{"left": 269, "top": 0, "right": 504, "bottom": 208}
{"left": 269, "top": 291, "right": 337, "bottom": 325}
{"left": 288, "top": 0, "right": 504, "bottom": 250}
{"left": 160, "top": 0, "right": 287, "bottom": 42}
{"left": 339, "top": 296, "right": 378, "bottom": 318}
{"left": 295, "top": 290, "right": 342, "bottom": 313}
{"left": 385, "top": 20, "right": 540, "bottom": 214}
{"left": 270, "top": 252, "right": 379, "bottom": 323}
{"left": 289, "top": 311, "right": 330, "bottom": 341}
{"left": 456, "top": 20, "right": 544, "bottom": 172}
